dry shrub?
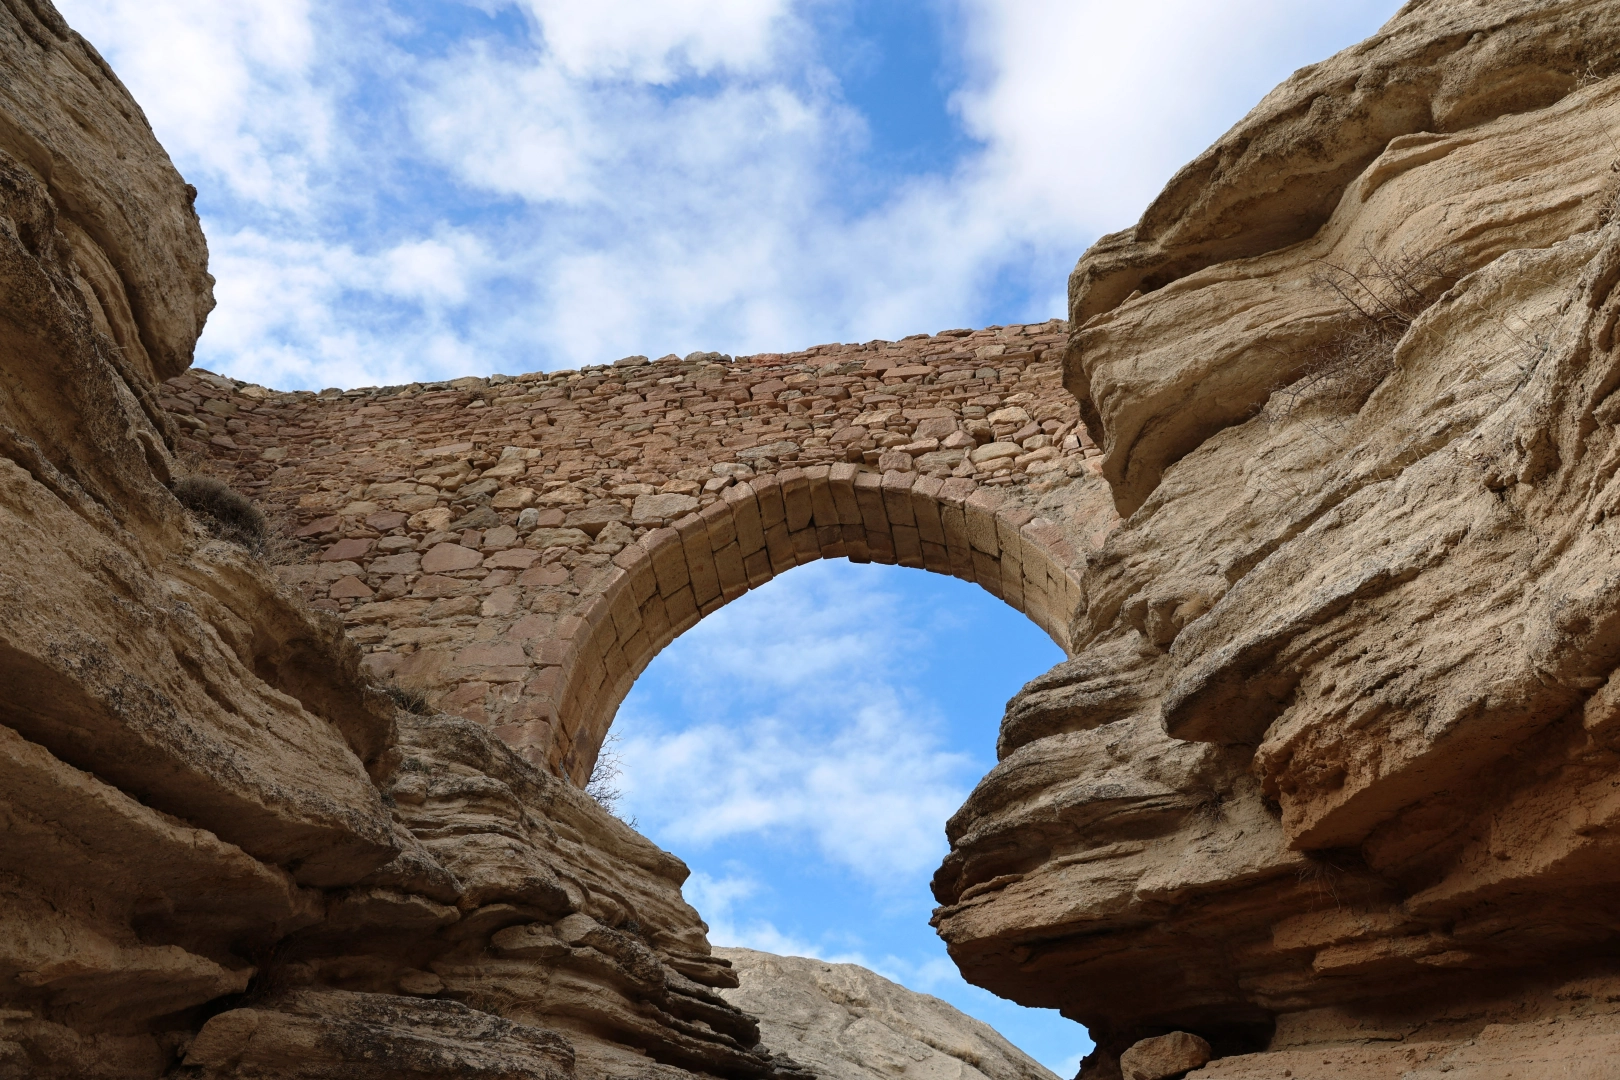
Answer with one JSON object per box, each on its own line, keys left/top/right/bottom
{"left": 383, "top": 683, "right": 434, "bottom": 716}
{"left": 1597, "top": 163, "right": 1620, "bottom": 227}
{"left": 1268, "top": 247, "right": 1456, "bottom": 421}
{"left": 171, "top": 474, "right": 269, "bottom": 552}
{"left": 586, "top": 732, "right": 635, "bottom": 826}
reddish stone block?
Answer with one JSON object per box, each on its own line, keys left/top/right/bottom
{"left": 321, "top": 537, "right": 374, "bottom": 562}
{"left": 454, "top": 642, "right": 527, "bottom": 668}
{"left": 421, "top": 543, "right": 483, "bottom": 573}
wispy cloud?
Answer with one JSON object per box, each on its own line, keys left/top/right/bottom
{"left": 617, "top": 563, "right": 972, "bottom": 884}
{"left": 55, "top": 0, "right": 1402, "bottom": 389}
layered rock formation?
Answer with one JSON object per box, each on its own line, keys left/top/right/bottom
{"left": 0, "top": 4, "right": 821, "bottom": 1078}
{"left": 933, "top": 1, "right": 1620, "bottom": 1076}
{"left": 714, "top": 949, "right": 1055, "bottom": 1080}
{"left": 14, "top": 0, "right": 1620, "bottom": 1076}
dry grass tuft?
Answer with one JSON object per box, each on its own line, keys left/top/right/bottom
{"left": 172, "top": 475, "right": 270, "bottom": 552}
{"left": 383, "top": 683, "right": 434, "bottom": 716}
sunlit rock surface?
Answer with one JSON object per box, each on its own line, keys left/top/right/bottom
{"left": 13, "top": 0, "right": 1620, "bottom": 1076}
{"left": 0, "top": 3, "right": 841, "bottom": 1078}
{"left": 715, "top": 949, "right": 1056, "bottom": 1080}
{"left": 933, "top": 1, "right": 1620, "bottom": 1077}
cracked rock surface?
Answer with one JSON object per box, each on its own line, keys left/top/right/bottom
{"left": 934, "top": 2, "right": 1620, "bottom": 1077}
{"left": 715, "top": 949, "right": 1055, "bottom": 1080}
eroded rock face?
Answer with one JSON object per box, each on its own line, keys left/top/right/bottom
{"left": 714, "top": 949, "right": 1055, "bottom": 1080}
{"left": 935, "top": 2, "right": 1620, "bottom": 1077}
{"left": 0, "top": 4, "right": 835, "bottom": 1078}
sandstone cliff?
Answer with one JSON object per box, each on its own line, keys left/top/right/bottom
{"left": 932, "top": 1, "right": 1620, "bottom": 1076}
{"left": 13, "top": 0, "right": 1620, "bottom": 1077}
{"left": 0, "top": 4, "right": 810, "bottom": 1078}
{"left": 714, "top": 949, "right": 1055, "bottom": 1080}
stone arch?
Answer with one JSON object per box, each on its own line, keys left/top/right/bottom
{"left": 536, "top": 464, "right": 1084, "bottom": 784}
{"left": 158, "top": 320, "right": 1114, "bottom": 785}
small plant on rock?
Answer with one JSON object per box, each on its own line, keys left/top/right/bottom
{"left": 1267, "top": 246, "right": 1456, "bottom": 422}
{"left": 171, "top": 474, "right": 269, "bottom": 553}
{"left": 586, "top": 732, "right": 635, "bottom": 826}
{"left": 382, "top": 682, "right": 434, "bottom": 716}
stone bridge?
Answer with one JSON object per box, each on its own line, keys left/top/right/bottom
{"left": 163, "top": 322, "right": 1120, "bottom": 782}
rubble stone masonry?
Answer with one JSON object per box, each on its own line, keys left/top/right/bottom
{"left": 161, "top": 322, "right": 1122, "bottom": 782}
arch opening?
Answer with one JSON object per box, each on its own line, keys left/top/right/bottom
{"left": 541, "top": 463, "right": 1086, "bottom": 784}
{"left": 607, "top": 556, "right": 1090, "bottom": 1076}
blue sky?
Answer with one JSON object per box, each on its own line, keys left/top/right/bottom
{"left": 54, "top": 0, "right": 1406, "bottom": 1071}
{"left": 611, "top": 562, "right": 1081, "bottom": 1069}
{"left": 59, "top": 0, "right": 1402, "bottom": 392}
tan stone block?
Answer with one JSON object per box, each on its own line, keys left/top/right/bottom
{"left": 714, "top": 541, "right": 747, "bottom": 601}
{"left": 486, "top": 548, "right": 541, "bottom": 570}
{"left": 806, "top": 465, "right": 838, "bottom": 528}
{"left": 920, "top": 539, "right": 950, "bottom": 574}
{"left": 780, "top": 468, "right": 812, "bottom": 531}
{"left": 453, "top": 641, "right": 528, "bottom": 668}
{"left": 518, "top": 562, "right": 569, "bottom": 588}
{"left": 726, "top": 483, "right": 766, "bottom": 556}
{"left": 964, "top": 491, "right": 1002, "bottom": 555}
{"left": 995, "top": 507, "right": 1035, "bottom": 555}
{"left": 764, "top": 522, "right": 796, "bottom": 575}
{"left": 752, "top": 473, "right": 786, "bottom": 530}
{"left": 940, "top": 501, "right": 970, "bottom": 558}
{"left": 892, "top": 524, "right": 924, "bottom": 568}
{"left": 664, "top": 585, "right": 699, "bottom": 635}
{"left": 329, "top": 574, "right": 373, "bottom": 599}
{"left": 609, "top": 587, "right": 640, "bottom": 640}
{"left": 999, "top": 551, "right": 1025, "bottom": 610}
{"left": 638, "top": 591, "right": 672, "bottom": 643}
{"left": 791, "top": 527, "right": 820, "bottom": 564}
{"left": 700, "top": 499, "right": 737, "bottom": 551}
{"left": 743, "top": 548, "right": 773, "bottom": 588}
{"left": 853, "top": 471, "right": 889, "bottom": 535}
{"left": 602, "top": 641, "right": 629, "bottom": 687}
{"left": 421, "top": 543, "right": 483, "bottom": 573}
{"left": 678, "top": 519, "right": 722, "bottom": 607}
{"left": 649, "top": 530, "right": 690, "bottom": 597}
{"left": 619, "top": 628, "right": 650, "bottom": 674}
{"left": 911, "top": 476, "right": 947, "bottom": 545}
{"left": 491, "top": 486, "right": 536, "bottom": 509}
{"left": 972, "top": 549, "right": 1003, "bottom": 597}
{"left": 829, "top": 463, "right": 862, "bottom": 525}
{"left": 881, "top": 470, "right": 916, "bottom": 527}
{"left": 864, "top": 528, "right": 896, "bottom": 563}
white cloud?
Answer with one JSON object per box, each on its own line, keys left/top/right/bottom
{"left": 514, "top": 0, "right": 795, "bottom": 82}
{"left": 58, "top": 0, "right": 330, "bottom": 209}
{"left": 619, "top": 697, "right": 970, "bottom": 881}
{"left": 616, "top": 565, "right": 971, "bottom": 884}
{"left": 53, "top": 0, "right": 1405, "bottom": 387}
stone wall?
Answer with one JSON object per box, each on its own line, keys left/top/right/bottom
{"left": 164, "top": 328, "right": 1122, "bottom": 781}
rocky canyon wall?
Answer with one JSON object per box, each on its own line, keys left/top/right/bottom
{"left": 0, "top": 4, "right": 867, "bottom": 1078}
{"left": 12, "top": 0, "right": 1620, "bottom": 1078}
{"left": 933, "top": 1, "right": 1620, "bottom": 1077}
